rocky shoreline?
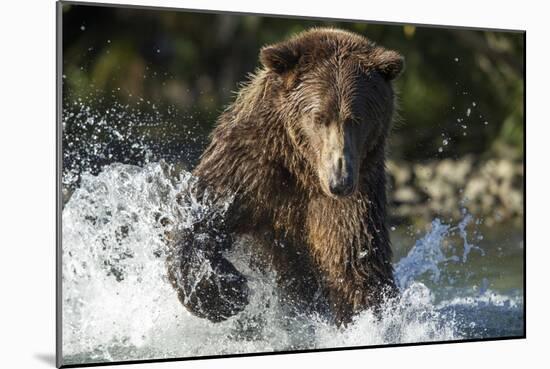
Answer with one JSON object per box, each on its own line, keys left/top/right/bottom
{"left": 387, "top": 157, "right": 524, "bottom": 226}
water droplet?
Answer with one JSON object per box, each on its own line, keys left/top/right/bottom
{"left": 80, "top": 25, "right": 86, "bottom": 31}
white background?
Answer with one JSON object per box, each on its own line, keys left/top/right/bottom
{"left": 0, "top": 0, "right": 546, "bottom": 368}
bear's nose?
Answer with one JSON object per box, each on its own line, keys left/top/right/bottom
{"left": 329, "top": 176, "right": 353, "bottom": 196}
{"left": 329, "top": 167, "right": 354, "bottom": 197}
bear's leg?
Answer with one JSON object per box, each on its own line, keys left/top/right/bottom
{"left": 329, "top": 276, "right": 398, "bottom": 326}
{"left": 166, "top": 227, "right": 249, "bottom": 322}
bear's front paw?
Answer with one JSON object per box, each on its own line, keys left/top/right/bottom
{"left": 181, "top": 256, "right": 249, "bottom": 322}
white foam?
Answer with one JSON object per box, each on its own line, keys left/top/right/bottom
{"left": 61, "top": 162, "right": 522, "bottom": 365}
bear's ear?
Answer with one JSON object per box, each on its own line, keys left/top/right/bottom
{"left": 373, "top": 49, "right": 405, "bottom": 81}
{"left": 260, "top": 43, "right": 300, "bottom": 74}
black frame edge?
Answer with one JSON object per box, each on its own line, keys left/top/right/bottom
{"left": 522, "top": 30, "right": 526, "bottom": 339}
{"left": 56, "top": 1, "right": 64, "bottom": 368}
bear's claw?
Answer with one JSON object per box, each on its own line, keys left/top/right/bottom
{"left": 167, "top": 230, "right": 249, "bottom": 322}
{"left": 185, "top": 256, "right": 249, "bottom": 322}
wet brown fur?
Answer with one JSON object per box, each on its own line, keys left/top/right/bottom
{"left": 182, "top": 28, "right": 404, "bottom": 324}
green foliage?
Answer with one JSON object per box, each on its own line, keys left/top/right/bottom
{"left": 62, "top": 4, "right": 524, "bottom": 162}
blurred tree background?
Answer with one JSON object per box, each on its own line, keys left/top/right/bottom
{"left": 62, "top": 3, "right": 524, "bottom": 166}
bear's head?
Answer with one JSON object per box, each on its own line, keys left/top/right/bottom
{"left": 260, "top": 28, "right": 404, "bottom": 198}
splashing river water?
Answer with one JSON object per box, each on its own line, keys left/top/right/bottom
{"left": 61, "top": 161, "right": 523, "bottom": 365}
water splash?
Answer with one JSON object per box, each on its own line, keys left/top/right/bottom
{"left": 394, "top": 219, "right": 454, "bottom": 290}
{"left": 61, "top": 162, "right": 522, "bottom": 365}
{"left": 61, "top": 97, "right": 207, "bottom": 199}
{"left": 61, "top": 103, "right": 522, "bottom": 365}
{"left": 457, "top": 212, "right": 485, "bottom": 262}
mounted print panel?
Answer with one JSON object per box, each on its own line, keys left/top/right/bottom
{"left": 57, "top": 1, "right": 525, "bottom": 367}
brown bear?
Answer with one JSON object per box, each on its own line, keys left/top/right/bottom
{"left": 166, "top": 27, "right": 404, "bottom": 326}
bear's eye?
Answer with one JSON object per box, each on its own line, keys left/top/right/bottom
{"left": 313, "top": 112, "right": 331, "bottom": 126}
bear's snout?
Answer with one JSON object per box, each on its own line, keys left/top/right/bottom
{"left": 329, "top": 172, "right": 354, "bottom": 196}
{"left": 328, "top": 155, "right": 355, "bottom": 197}
{"left": 318, "top": 123, "right": 360, "bottom": 198}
